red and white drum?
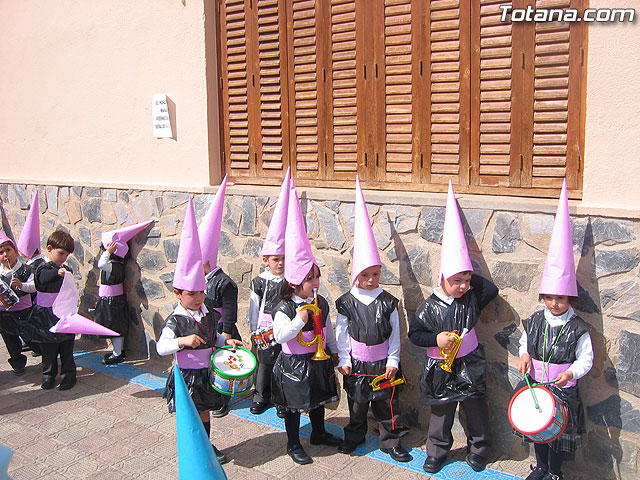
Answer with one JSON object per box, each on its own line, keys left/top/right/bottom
{"left": 508, "top": 385, "right": 568, "bottom": 443}
{"left": 251, "top": 326, "right": 276, "bottom": 350}
{"left": 0, "top": 278, "right": 19, "bottom": 310}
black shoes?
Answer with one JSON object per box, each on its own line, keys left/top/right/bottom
{"left": 41, "top": 377, "right": 55, "bottom": 390}
{"left": 276, "top": 405, "right": 286, "bottom": 418}
{"left": 337, "top": 439, "right": 365, "bottom": 454}
{"left": 466, "top": 452, "right": 487, "bottom": 472}
{"left": 526, "top": 465, "right": 549, "bottom": 480}
{"left": 542, "top": 472, "right": 563, "bottom": 480}
{"left": 212, "top": 445, "right": 228, "bottom": 465}
{"left": 380, "top": 445, "right": 412, "bottom": 463}
{"left": 103, "top": 352, "right": 126, "bottom": 365}
{"left": 250, "top": 401, "right": 271, "bottom": 415}
{"left": 287, "top": 444, "right": 313, "bottom": 465}
{"left": 212, "top": 402, "right": 230, "bottom": 418}
{"left": 309, "top": 432, "right": 342, "bottom": 447}
{"left": 13, "top": 367, "right": 25, "bottom": 376}
{"left": 58, "top": 376, "right": 77, "bottom": 391}
{"left": 423, "top": 455, "right": 445, "bottom": 473}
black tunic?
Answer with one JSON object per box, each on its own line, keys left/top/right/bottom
{"left": 335, "top": 290, "right": 402, "bottom": 404}
{"left": 162, "top": 309, "right": 223, "bottom": 413}
{"left": 250, "top": 274, "right": 284, "bottom": 363}
{"left": 0, "top": 263, "right": 33, "bottom": 336}
{"left": 271, "top": 296, "right": 339, "bottom": 412}
{"left": 26, "top": 262, "right": 75, "bottom": 344}
{"left": 204, "top": 269, "right": 241, "bottom": 340}
{"left": 515, "top": 309, "right": 589, "bottom": 452}
{"left": 94, "top": 255, "right": 130, "bottom": 337}
{"left": 408, "top": 274, "right": 498, "bottom": 405}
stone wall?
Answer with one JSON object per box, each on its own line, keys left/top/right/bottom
{"left": 1, "top": 182, "right": 639, "bottom": 478}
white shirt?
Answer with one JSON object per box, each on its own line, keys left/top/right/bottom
{"left": 156, "top": 303, "right": 226, "bottom": 356}
{"left": 249, "top": 269, "right": 284, "bottom": 331}
{"left": 433, "top": 287, "right": 455, "bottom": 305}
{"left": 335, "top": 286, "right": 401, "bottom": 369}
{"left": 518, "top": 306, "right": 593, "bottom": 380}
{"left": 272, "top": 294, "right": 337, "bottom": 353}
{"left": 97, "top": 251, "right": 112, "bottom": 275}
{"left": 0, "top": 258, "right": 36, "bottom": 293}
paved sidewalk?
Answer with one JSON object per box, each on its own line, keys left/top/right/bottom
{"left": 0, "top": 339, "right": 591, "bottom": 479}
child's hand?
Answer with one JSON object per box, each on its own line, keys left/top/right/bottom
{"left": 106, "top": 242, "right": 118, "bottom": 254}
{"left": 225, "top": 338, "right": 246, "bottom": 350}
{"left": 436, "top": 332, "right": 455, "bottom": 350}
{"left": 338, "top": 366, "right": 352, "bottom": 376}
{"left": 58, "top": 268, "right": 66, "bottom": 277}
{"left": 221, "top": 332, "right": 232, "bottom": 340}
{"left": 332, "top": 353, "right": 339, "bottom": 367}
{"left": 179, "top": 334, "right": 206, "bottom": 349}
{"left": 554, "top": 370, "right": 574, "bottom": 388}
{"left": 385, "top": 366, "right": 398, "bottom": 380}
{"left": 10, "top": 278, "right": 22, "bottom": 289}
{"left": 296, "top": 307, "right": 310, "bottom": 323}
{"left": 517, "top": 353, "right": 531, "bottom": 376}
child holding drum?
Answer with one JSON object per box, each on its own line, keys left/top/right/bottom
{"left": 271, "top": 180, "right": 341, "bottom": 465}
{"left": 156, "top": 198, "right": 244, "bottom": 466}
{"left": 514, "top": 181, "right": 593, "bottom": 480}
{"left": 334, "top": 178, "right": 411, "bottom": 463}
{"left": 248, "top": 169, "right": 289, "bottom": 417}
{"left": 408, "top": 182, "right": 498, "bottom": 474}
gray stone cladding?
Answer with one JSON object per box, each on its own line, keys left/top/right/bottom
{"left": 1, "top": 182, "right": 639, "bottom": 478}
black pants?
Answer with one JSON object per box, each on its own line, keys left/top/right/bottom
{"left": 344, "top": 396, "right": 401, "bottom": 449}
{"left": 1, "top": 332, "right": 27, "bottom": 371}
{"left": 284, "top": 405, "right": 326, "bottom": 448}
{"left": 253, "top": 360, "right": 275, "bottom": 403}
{"left": 40, "top": 339, "right": 76, "bottom": 381}
{"left": 426, "top": 396, "right": 490, "bottom": 459}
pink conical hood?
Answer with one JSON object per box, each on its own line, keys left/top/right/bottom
{"left": 284, "top": 180, "right": 316, "bottom": 285}
{"left": 49, "top": 271, "right": 118, "bottom": 336}
{"left": 0, "top": 231, "right": 16, "bottom": 251}
{"left": 261, "top": 168, "right": 290, "bottom": 256}
{"left": 439, "top": 181, "right": 473, "bottom": 281}
{"left": 101, "top": 220, "right": 154, "bottom": 257}
{"left": 174, "top": 197, "right": 206, "bottom": 291}
{"left": 199, "top": 176, "right": 227, "bottom": 269}
{"left": 351, "top": 177, "right": 381, "bottom": 285}
{"left": 17, "top": 191, "right": 41, "bottom": 258}
{"left": 539, "top": 179, "right": 577, "bottom": 297}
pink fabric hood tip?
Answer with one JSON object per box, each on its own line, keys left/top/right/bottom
{"left": 261, "top": 168, "right": 290, "bottom": 256}
{"left": 173, "top": 197, "right": 207, "bottom": 292}
{"left": 351, "top": 176, "right": 381, "bottom": 285}
{"left": 101, "top": 220, "right": 154, "bottom": 257}
{"left": 539, "top": 179, "right": 577, "bottom": 297}
{"left": 17, "top": 191, "right": 41, "bottom": 258}
{"left": 439, "top": 180, "right": 473, "bottom": 282}
{"left": 284, "top": 178, "right": 316, "bottom": 285}
{"left": 199, "top": 175, "right": 227, "bottom": 269}
{"left": 49, "top": 271, "right": 118, "bottom": 336}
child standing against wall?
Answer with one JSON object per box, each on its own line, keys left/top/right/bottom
{"left": 409, "top": 182, "right": 498, "bottom": 474}
{"left": 248, "top": 169, "right": 289, "bottom": 417}
{"left": 335, "top": 178, "right": 411, "bottom": 462}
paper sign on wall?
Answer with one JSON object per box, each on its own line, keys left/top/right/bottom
{"left": 152, "top": 94, "right": 173, "bottom": 138}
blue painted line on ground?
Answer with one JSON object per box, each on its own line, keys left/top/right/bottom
{"left": 74, "top": 349, "right": 523, "bottom": 480}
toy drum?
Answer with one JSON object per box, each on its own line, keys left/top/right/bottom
{"left": 251, "top": 326, "right": 276, "bottom": 350}
{"left": 508, "top": 385, "right": 569, "bottom": 443}
{"left": 0, "top": 279, "right": 19, "bottom": 310}
{"left": 209, "top": 346, "right": 257, "bottom": 396}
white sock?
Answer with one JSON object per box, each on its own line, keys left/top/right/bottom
{"left": 112, "top": 337, "right": 124, "bottom": 356}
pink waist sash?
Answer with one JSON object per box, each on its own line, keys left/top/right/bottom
{"left": 99, "top": 284, "right": 124, "bottom": 297}
{"left": 530, "top": 358, "right": 577, "bottom": 388}
{"left": 3, "top": 293, "right": 32, "bottom": 311}
{"left": 349, "top": 337, "right": 389, "bottom": 362}
{"left": 427, "top": 328, "right": 479, "bottom": 359}
{"left": 213, "top": 307, "right": 224, "bottom": 324}
{"left": 176, "top": 347, "right": 213, "bottom": 369}
{"left": 258, "top": 312, "right": 273, "bottom": 329}
{"left": 281, "top": 328, "right": 327, "bottom": 355}
{"left": 36, "top": 292, "right": 58, "bottom": 308}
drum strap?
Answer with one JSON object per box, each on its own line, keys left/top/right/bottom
{"left": 541, "top": 316, "right": 567, "bottom": 382}
{"left": 186, "top": 308, "right": 215, "bottom": 347}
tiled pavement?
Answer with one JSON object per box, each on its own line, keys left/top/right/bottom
{"left": 0, "top": 339, "right": 594, "bottom": 479}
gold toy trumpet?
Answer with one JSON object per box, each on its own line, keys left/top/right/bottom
{"left": 297, "top": 289, "right": 330, "bottom": 361}
{"left": 439, "top": 328, "right": 468, "bottom": 373}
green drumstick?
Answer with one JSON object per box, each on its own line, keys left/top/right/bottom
{"left": 524, "top": 374, "right": 540, "bottom": 410}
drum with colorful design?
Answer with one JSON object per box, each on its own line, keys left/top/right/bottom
{"left": 209, "top": 346, "right": 257, "bottom": 396}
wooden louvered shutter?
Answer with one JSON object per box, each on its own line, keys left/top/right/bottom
{"left": 521, "top": 0, "right": 585, "bottom": 193}
{"left": 470, "top": 0, "right": 518, "bottom": 188}
{"left": 219, "top": 0, "right": 289, "bottom": 181}
{"left": 425, "top": 0, "right": 470, "bottom": 186}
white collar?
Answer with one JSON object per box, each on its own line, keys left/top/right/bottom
{"left": 544, "top": 306, "right": 574, "bottom": 324}
{"left": 350, "top": 285, "right": 383, "bottom": 299}
{"left": 206, "top": 267, "right": 221, "bottom": 280}
{"left": 433, "top": 287, "right": 455, "bottom": 305}
{"left": 0, "top": 258, "right": 24, "bottom": 274}
{"left": 292, "top": 294, "right": 314, "bottom": 304}
{"left": 260, "top": 270, "right": 284, "bottom": 281}
{"left": 174, "top": 302, "right": 209, "bottom": 320}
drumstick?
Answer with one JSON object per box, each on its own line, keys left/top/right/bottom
{"left": 533, "top": 380, "right": 557, "bottom": 387}
{"left": 524, "top": 374, "right": 540, "bottom": 410}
